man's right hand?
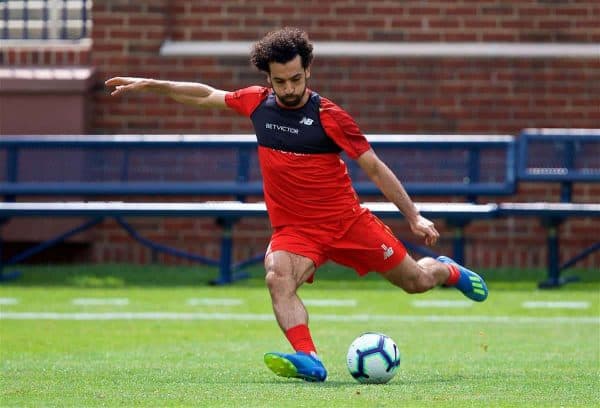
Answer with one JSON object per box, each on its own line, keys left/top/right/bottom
{"left": 105, "top": 77, "right": 156, "bottom": 96}
{"left": 408, "top": 215, "right": 440, "bottom": 247}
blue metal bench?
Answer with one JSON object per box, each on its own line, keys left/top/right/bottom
{"left": 0, "top": 201, "right": 499, "bottom": 284}
{"left": 508, "top": 128, "right": 600, "bottom": 288}
{"left": 0, "top": 134, "right": 515, "bottom": 284}
{"left": 0, "top": 134, "right": 516, "bottom": 198}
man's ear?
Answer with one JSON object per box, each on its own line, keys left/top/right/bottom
{"left": 266, "top": 74, "right": 272, "bottom": 85}
{"left": 305, "top": 67, "right": 311, "bottom": 80}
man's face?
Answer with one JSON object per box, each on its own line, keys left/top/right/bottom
{"left": 267, "top": 55, "right": 310, "bottom": 108}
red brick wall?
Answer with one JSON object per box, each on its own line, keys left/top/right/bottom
{"left": 2, "top": 0, "right": 599, "bottom": 270}
{"left": 166, "top": 0, "right": 600, "bottom": 42}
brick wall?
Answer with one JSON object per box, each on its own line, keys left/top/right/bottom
{"left": 2, "top": 0, "right": 599, "bottom": 270}
{"left": 167, "top": 0, "right": 600, "bottom": 42}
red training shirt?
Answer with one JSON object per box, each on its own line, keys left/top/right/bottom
{"left": 225, "top": 86, "right": 371, "bottom": 227}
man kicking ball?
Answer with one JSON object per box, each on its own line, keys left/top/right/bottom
{"left": 106, "top": 27, "right": 488, "bottom": 383}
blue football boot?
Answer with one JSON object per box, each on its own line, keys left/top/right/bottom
{"left": 437, "top": 256, "right": 489, "bottom": 302}
{"left": 264, "top": 351, "right": 327, "bottom": 382}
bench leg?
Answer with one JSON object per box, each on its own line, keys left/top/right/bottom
{"left": 561, "top": 241, "right": 600, "bottom": 270}
{"left": 1, "top": 217, "right": 104, "bottom": 282}
{"left": 210, "top": 218, "right": 249, "bottom": 286}
{"left": 0, "top": 233, "right": 21, "bottom": 281}
{"left": 447, "top": 220, "right": 468, "bottom": 265}
{"left": 115, "top": 217, "right": 219, "bottom": 267}
{"left": 0, "top": 217, "right": 21, "bottom": 281}
{"left": 115, "top": 217, "right": 249, "bottom": 285}
{"left": 538, "top": 218, "right": 579, "bottom": 289}
{"left": 452, "top": 225, "right": 465, "bottom": 265}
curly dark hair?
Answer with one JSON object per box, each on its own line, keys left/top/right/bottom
{"left": 250, "top": 27, "right": 314, "bottom": 73}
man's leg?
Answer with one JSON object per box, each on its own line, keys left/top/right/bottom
{"left": 263, "top": 250, "right": 327, "bottom": 382}
{"left": 382, "top": 254, "right": 488, "bottom": 302}
{"left": 382, "top": 255, "right": 447, "bottom": 292}
{"left": 265, "top": 250, "right": 315, "bottom": 333}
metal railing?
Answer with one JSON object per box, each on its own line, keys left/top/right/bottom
{"left": 0, "top": 0, "right": 91, "bottom": 40}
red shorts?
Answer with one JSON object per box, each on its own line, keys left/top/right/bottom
{"left": 266, "top": 207, "right": 407, "bottom": 282}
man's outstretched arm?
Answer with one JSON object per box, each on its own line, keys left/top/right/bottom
{"left": 105, "top": 77, "right": 228, "bottom": 108}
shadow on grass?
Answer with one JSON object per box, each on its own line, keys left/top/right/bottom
{"left": 1, "top": 262, "right": 598, "bottom": 291}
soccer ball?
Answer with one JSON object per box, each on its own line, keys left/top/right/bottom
{"left": 346, "top": 332, "right": 400, "bottom": 384}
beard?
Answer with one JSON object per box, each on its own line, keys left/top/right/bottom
{"left": 275, "top": 85, "right": 307, "bottom": 107}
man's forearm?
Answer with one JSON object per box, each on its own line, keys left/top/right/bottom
{"left": 146, "top": 80, "right": 215, "bottom": 98}
{"left": 371, "top": 163, "right": 420, "bottom": 223}
{"left": 145, "top": 79, "right": 224, "bottom": 107}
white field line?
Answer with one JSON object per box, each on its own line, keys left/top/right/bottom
{"left": 522, "top": 301, "right": 591, "bottom": 309}
{"left": 0, "top": 298, "right": 18, "bottom": 305}
{"left": 304, "top": 299, "right": 357, "bottom": 307}
{"left": 71, "top": 298, "right": 129, "bottom": 306}
{"left": 412, "top": 300, "right": 473, "bottom": 308}
{"left": 187, "top": 298, "right": 244, "bottom": 306}
{"left": 186, "top": 298, "right": 357, "bottom": 307}
{"left": 0, "top": 312, "right": 597, "bottom": 325}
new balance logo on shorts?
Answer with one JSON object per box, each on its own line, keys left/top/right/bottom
{"left": 381, "top": 244, "right": 394, "bottom": 260}
{"left": 299, "top": 116, "right": 314, "bottom": 125}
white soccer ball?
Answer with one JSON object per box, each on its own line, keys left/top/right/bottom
{"left": 346, "top": 332, "right": 401, "bottom": 384}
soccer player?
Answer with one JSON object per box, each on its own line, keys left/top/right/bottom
{"left": 105, "top": 27, "right": 488, "bottom": 383}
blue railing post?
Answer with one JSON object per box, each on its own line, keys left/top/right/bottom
{"left": 467, "top": 148, "right": 480, "bottom": 203}
{"left": 22, "top": 0, "right": 29, "bottom": 39}
{"left": 236, "top": 147, "right": 251, "bottom": 202}
{"left": 42, "top": 0, "right": 48, "bottom": 39}
{"left": 61, "top": 0, "right": 67, "bottom": 39}
{"left": 560, "top": 141, "right": 575, "bottom": 202}
{"left": 5, "top": 147, "right": 18, "bottom": 203}
{"left": 2, "top": 1, "right": 8, "bottom": 39}
{"left": 80, "top": 0, "right": 87, "bottom": 38}
{"left": 121, "top": 148, "right": 130, "bottom": 182}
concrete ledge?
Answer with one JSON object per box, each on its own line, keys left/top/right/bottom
{"left": 0, "top": 39, "right": 92, "bottom": 50}
{"left": 0, "top": 67, "right": 94, "bottom": 134}
{"left": 0, "top": 67, "right": 95, "bottom": 93}
{"left": 160, "top": 40, "right": 600, "bottom": 58}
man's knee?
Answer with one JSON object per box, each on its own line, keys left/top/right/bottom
{"left": 264, "top": 250, "right": 315, "bottom": 293}
{"left": 265, "top": 265, "right": 290, "bottom": 292}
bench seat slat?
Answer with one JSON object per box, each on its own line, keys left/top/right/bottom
{"left": 0, "top": 181, "right": 265, "bottom": 195}
{"left": 0, "top": 201, "right": 498, "bottom": 219}
{"left": 499, "top": 202, "right": 600, "bottom": 217}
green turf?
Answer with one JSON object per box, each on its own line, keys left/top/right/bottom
{"left": 1, "top": 264, "right": 599, "bottom": 407}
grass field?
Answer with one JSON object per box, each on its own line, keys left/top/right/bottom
{"left": 1, "top": 264, "right": 599, "bottom": 407}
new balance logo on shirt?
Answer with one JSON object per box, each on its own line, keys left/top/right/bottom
{"left": 381, "top": 244, "right": 394, "bottom": 260}
{"left": 299, "top": 116, "right": 314, "bottom": 126}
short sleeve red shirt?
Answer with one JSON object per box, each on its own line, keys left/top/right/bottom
{"left": 225, "top": 87, "right": 371, "bottom": 227}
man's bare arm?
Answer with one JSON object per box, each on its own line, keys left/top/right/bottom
{"left": 105, "top": 77, "right": 227, "bottom": 108}
{"left": 357, "top": 148, "right": 439, "bottom": 246}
